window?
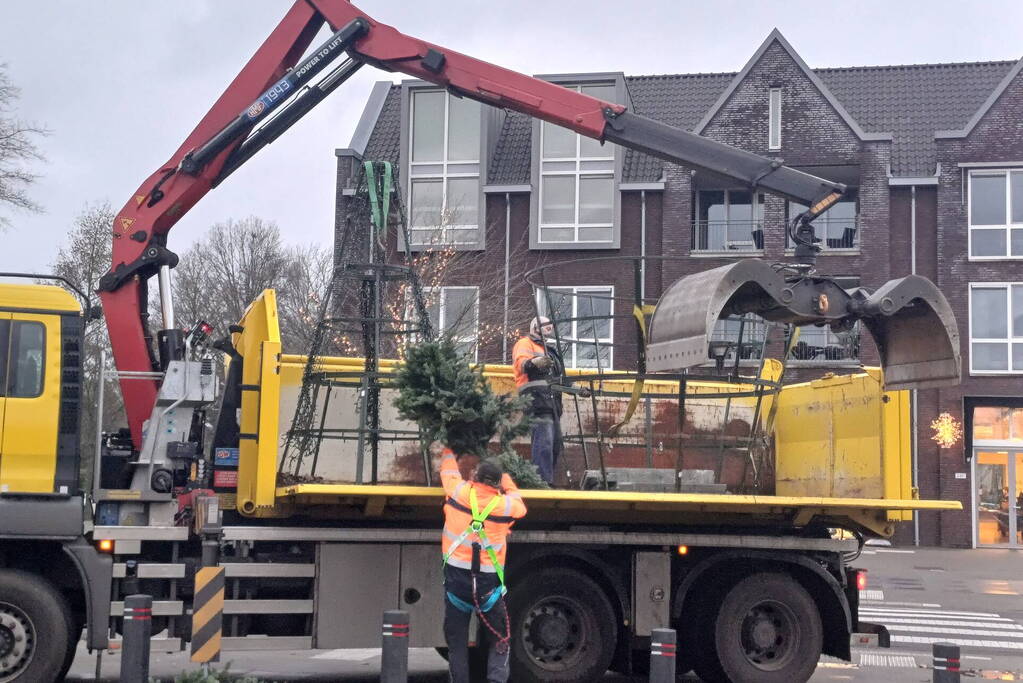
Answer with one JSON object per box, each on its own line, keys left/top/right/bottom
{"left": 5, "top": 321, "right": 45, "bottom": 398}
{"left": 969, "top": 171, "right": 1023, "bottom": 258}
{"left": 694, "top": 190, "right": 765, "bottom": 252}
{"left": 787, "top": 190, "right": 859, "bottom": 251}
{"left": 768, "top": 88, "right": 782, "bottom": 150}
{"left": 788, "top": 324, "right": 860, "bottom": 362}
{"left": 408, "top": 90, "right": 481, "bottom": 246}
{"left": 423, "top": 287, "right": 479, "bottom": 359}
{"left": 973, "top": 406, "right": 1023, "bottom": 444}
{"left": 708, "top": 314, "right": 768, "bottom": 364}
{"left": 536, "top": 286, "right": 614, "bottom": 369}
{"left": 538, "top": 83, "right": 616, "bottom": 245}
{"left": 970, "top": 284, "right": 1023, "bottom": 373}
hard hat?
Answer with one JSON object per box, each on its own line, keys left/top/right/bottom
{"left": 530, "top": 316, "right": 552, "bottom": 337}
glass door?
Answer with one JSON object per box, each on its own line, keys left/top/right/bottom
{"left": 974, "top": 449, "right": 1022, "bottom": 547}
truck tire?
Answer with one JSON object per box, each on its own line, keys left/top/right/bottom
{"left": 0, "top": 569, "right": 72, "bottom": 683}
{"left": 507, "top": 568, "right": 616, "bottom": 683}
{"left": 711, "top": 572, "right": 822, "bottom": 683}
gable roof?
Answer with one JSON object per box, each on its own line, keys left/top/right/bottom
{"left": 693, "top": 29, "right": 890, "bottom": 143}
{"left": 349, "top": 43, "right": 1019, "bottom": 183}
{"left": 935, "top": 56, "right": 1023, "bottom": 138}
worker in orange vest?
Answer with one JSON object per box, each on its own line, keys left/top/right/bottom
{"left": 512, "top": 316, "right": 565, "bottom": 484}
{"left": 440, "top": 448, "right": 527, "bottom": 683}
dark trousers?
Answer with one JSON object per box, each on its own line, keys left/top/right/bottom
{"left": 444, "top": 565, "right": 510, "bottom": 683}
{"left": 530, "top": 416, "right": 562, "bottom": 485}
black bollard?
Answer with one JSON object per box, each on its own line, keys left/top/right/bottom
{"left": 649, "top": 627, "right": 677, "bottom": 682}
{"left": 933, "top": 641, "right": 960, "bottom": 682}
{"left": 381, "top": 609, "right": 409, "bottom": 683}
{"left": 120, "top": 594, "right": 152, "bottom": 683}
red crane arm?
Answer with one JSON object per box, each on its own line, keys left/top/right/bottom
{"left": 102, "top": 0, "right": 842, "bottom": 448}
{"left": 99, "top": 2, "right": 322, "bottom": 446}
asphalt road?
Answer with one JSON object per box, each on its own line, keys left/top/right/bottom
{"left": 68, "top": 547, "right": 1023, "bottom": 682}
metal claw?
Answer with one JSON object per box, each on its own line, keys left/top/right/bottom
{"left": 646, "top": 259, "right": 960, "bottom": 391}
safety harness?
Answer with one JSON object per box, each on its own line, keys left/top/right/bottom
{"left": 443, "top": 486, "right": 511, "bottom": 652}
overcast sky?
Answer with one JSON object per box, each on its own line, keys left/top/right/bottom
{"left": 1, "top": 1, "right": 1021, "bottom": 274}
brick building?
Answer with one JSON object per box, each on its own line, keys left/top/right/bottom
{"left": 337, "top": 30, "right": 1023, "bottom": 548}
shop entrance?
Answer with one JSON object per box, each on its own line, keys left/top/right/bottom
{"left": 974, "top": 449, "right": 1023, "bottom": 547}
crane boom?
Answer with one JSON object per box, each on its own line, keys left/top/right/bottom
{"left": 100, "top": 0, "right": 950, "bottom": 448}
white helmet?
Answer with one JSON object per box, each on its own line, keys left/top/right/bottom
{"left": 530, "top": 316, "right": 553, "bottom": 338}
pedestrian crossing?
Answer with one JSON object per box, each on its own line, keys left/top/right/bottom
{"left": 861, "top": 594, "right": 1023, "bottom": 652}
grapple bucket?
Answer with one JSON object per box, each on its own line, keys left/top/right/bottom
{"left": 646, "top": 260, "right": 960, "bottom": 390}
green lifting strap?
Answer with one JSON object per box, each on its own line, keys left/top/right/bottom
{"left": 442, "top": 486, "right": 506, "bottom": 587}
{"left": 363, "top": 160, "right": 393, "bottom": 236}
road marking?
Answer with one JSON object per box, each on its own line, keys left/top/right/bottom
{"left": 859, "top": 653, "right": 916, "bottom": 667}
{"left": 883, "top": 625, "right": 1023, "bottom": 639}
{"left": 860, "top": 589, "right": 884, "bottom": 601}
{"left": 875, "top": 549, "right": 916, "bottom": 554}
{"left": 861, "top": 600, "right": 940, "bottom": 608}
{"left": 868, "top": 617, "right": 1020, "bottom": 629}
{"left": 313, "top": 648, "right": 380, "bottom": 661}
{"left": 859, "top": 608, "right": 1006, "bottom": 619}
{"left": 892, "top": 635, "right": 1023, "bottom": 650}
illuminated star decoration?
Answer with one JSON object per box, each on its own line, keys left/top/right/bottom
{"left": 930, "top": 412, "right": 963, "bottom": 448}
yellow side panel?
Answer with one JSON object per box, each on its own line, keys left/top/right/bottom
{"left": 0, "top": 313, "right": 8, "bottom": 486}
{"left": 0, "top": 313, "right": 62, "bottom": 492}
{"left": 234, "top": 291, "right": 282, "bottom": 515}
{"left": 882, "top": 381, "right": 914, "bottom": 522}
{"left": 775, "top": 369, "right": 907, "bottom": 501}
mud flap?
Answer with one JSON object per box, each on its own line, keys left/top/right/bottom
{"left": 646, "top": 259, "right": 960, "bottom": 391}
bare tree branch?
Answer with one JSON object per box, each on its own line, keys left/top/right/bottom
{"left": 0, "top": 64, "right": 48, "bottom": 228}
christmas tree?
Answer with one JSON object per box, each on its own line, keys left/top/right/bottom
{"left": 393, "top": 339, "right": 548, "bottom": 488}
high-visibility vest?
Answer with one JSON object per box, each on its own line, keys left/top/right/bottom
{"left": 512, "top": 336, "right": 549, "bottom": 390}
{"left": 439, "top": 451, "right": 526, "bottom": 579}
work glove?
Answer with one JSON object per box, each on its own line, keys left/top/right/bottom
{"left": 531, "top": 355, "right": 553, "bottom": 372}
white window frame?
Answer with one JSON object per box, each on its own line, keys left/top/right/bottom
{"left": 422, "top": 286, "right": 480, "bottom": 361}
{"left": 968, "top": 170, "right": 1023, "bottom": 260}
{"left": 407, "top": 90, "right": 481, "bottom": 247}
{"left": 768, "top": 88, "right": 782, "bottom": 150}
{"left": 535, "top": 286, "right": 614, "bottom": 369}
{"left": 538, "top": 84, "right": 615, "bottom": 245}
{"left": 693, "top": 190, "right": 765, "bottom": 253}
{"left": 968, "top": 282, "right": 1023, "bottom": 375}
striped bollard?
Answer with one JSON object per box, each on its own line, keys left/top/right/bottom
{"left": 120, "top": 594, "right": 152, "bottom": 683}
{"left": 649, "top": 627, "right": 676, "bottom": 682}
{"left": 933, "top": 641, "right": 960, "bottom": 682}
{"left": 190, "top": 566, "right": 225, "bottom": 664}
{"left": 381, "top": 609, "right": 409, "bottom": 683}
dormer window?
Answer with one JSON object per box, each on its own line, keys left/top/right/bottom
{"left": 407, "top": 89, "right": 482, "bottom": 247}
{"left": 530, "top": 77, "right": 626, "bottom": 250}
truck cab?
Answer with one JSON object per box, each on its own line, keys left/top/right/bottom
{"left": 0, "top": 282, "right": 83, "bottom": 496}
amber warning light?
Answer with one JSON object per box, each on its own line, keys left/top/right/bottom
{"left": 98, "top": 539, "right": 114, "bottom": 553}
{"left": 677, "top": 545, "right": 689, "bottom": 556}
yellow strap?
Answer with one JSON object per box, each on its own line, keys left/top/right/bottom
{"left": 608, "top": 304, "right": 656, "bottom": 437}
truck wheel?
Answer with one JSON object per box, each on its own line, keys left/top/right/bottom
{"left": 712, "top": 573, "right": 822, "bottom": 683}
{"left": 0, "top": 569, "right": 72, "bottom": 683}
{"left": 508, "top": 568, "right": 616, "bottom": 682}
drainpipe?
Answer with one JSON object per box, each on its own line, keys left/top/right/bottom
{"left": 640, "top": 190, "right": 647, "bottom": 300}
{"left": 502, "top": 192, "right": 511, "bottom": 362}
{"left": 911, "top": 183, "right": 919, "bottom": 546}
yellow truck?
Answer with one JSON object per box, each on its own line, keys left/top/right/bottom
{"left": 0, "top": 283, "right": 959, "bottom": 683}
{"left": 0, "top": 3, "right": 964, "bottom": 681}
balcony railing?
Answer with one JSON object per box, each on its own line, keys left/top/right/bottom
{"left": 691, "top": 220, "right": 764, "bottom": 253}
